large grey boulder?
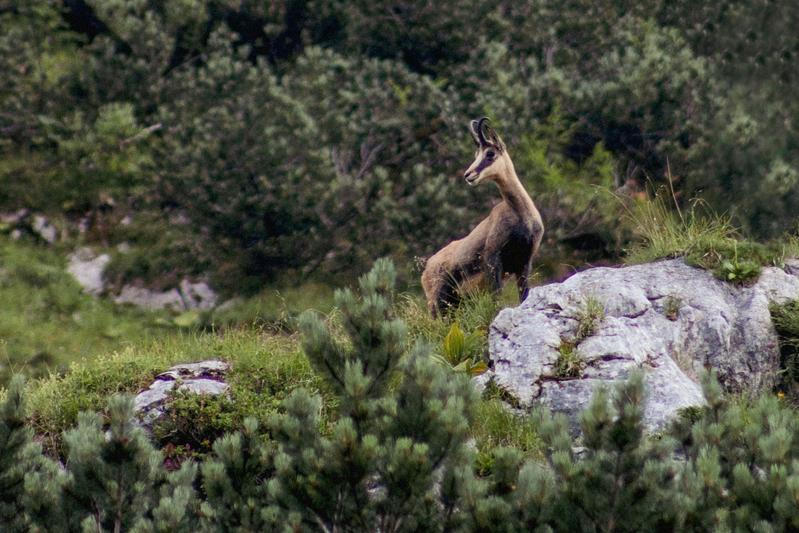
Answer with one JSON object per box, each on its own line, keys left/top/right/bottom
{"left": 481, "top": 259, "right": 799, "bottom": 433}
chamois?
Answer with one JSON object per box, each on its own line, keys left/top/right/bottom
{"left": 421, "top": 118, "right": 544, "bottom": 317}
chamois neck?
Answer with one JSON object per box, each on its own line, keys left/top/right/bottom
{"left": 495, "top": 160, "right": 537, "bottom": 218}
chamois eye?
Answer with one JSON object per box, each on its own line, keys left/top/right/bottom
{"left": 485, "top": 150, "right": 496, "bottom": 160}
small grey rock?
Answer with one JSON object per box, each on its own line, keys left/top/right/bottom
{"left": 115, "top": 285, "right": 184, "bottom": 311}
{"left": 67, "top": 248, "right": 111, "bottom": 295}
{"left": 134, "top": 360, "right": 231, "bottom": 431}
{"left": 179, "top": 279, "right": 218, "bottom": 310}
{"left": 32, "top": 215, "right": 57, "bottom": 244}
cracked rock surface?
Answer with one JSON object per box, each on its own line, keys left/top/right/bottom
{"left": 478, "top": 259, "right": 799, "bottom": 433}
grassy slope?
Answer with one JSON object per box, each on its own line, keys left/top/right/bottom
{"left": 0, "top": 236, "right": 541, "bottom": 464}
{"left": 25, "top": 330, "right": 330, "bottom": 456}
{"left": 0, "top": 238, "right": 173, "bottom": 382}
{"left": 9, "top": 192, "right": 799, "bottom": 469}
{"left": 24, "top": 320, "right": 542, "bottom": 464}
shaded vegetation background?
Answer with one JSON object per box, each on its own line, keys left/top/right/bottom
{"left": 4, "top": 0, "right": 799, "bottom": 293}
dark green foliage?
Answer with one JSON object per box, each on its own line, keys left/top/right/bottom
{"left": 271, "top": 258, "right": 479, "bottom": 531}
{"left": 1, "top": 388, "right": 201, "bottom": 532}
{"left": 12, "top": 0, "right": 799, "bottom": 287}
{"left": 0, "top": 376, "right": 56, "bottom": 532}
{"left": 4, "top": 287, "right": 799, "bottom": 530}
{"left": 672, "top": 372, "right": 799, "bottom": 531}
{"left": 54, "top": 395, "right": 199, "bottom": 532}
{"left": 152, "top": 389, "right": 240, "bottom": 456}
{"left": 199, "top": 418, "right": 276, "bottom": 531}
{"left": 770, "top": 299, "right": 799, "bottom": 399}
{"left": 537, "top": 374, "right": 684, "bottom": 532}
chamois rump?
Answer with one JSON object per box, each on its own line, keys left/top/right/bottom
{"left": 421, "top": 118, "right": 544, "bottom": 316}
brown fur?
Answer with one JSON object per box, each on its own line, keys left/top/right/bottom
{"left": 422, "top": 119, "right": 544, "bottom": 316}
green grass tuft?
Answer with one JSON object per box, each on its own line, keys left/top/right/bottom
{"left": 624, "top": 193, "right": 799, "bottom": 284}
{"left": 399, "top": 284, "right": 517, "bottom": 371}
{"left": 664, "top": 296, "right": 682, "bottom": 321}
{"left": 208, "top": 282, "right": 336, "bottom": 331}
{"left": 574, "top": 295, "right": 604, "bottom": 340}
{"left": 554, "top": 341, "right": 585, "bottom": 379}
{"left": 472, "top": 399, "right": 543, "bottom": 475}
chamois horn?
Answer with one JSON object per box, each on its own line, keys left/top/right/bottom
{"left": 470, "top": 117, "right": 490, "bottom": 147}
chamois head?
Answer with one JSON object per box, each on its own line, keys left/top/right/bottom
{"left": 464, "top": 117, "right": 509, "bottom": 187}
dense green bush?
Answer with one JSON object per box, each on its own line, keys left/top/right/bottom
{"left": 5, "top": 1, "right": 799, "bottom": 287}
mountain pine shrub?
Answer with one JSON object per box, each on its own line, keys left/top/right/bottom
{"left": 0, "top": 376, "right": 60, "bottom": 532}
{"left": 672, "top": 372, "right": 799, "bottom": 531}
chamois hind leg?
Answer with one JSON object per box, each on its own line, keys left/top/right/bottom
{"left": 435, "top": 281, "right": 461, "bottom": 317}
{"left": 424, "top": 280, "right": 460, "bottom": 318}
{"left": 422, "top": 263, "right": 460, "bottom": 318}
{"left": 421, "top": 269, "right": 443, "bottom": 317}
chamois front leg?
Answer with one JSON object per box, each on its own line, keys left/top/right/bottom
{"left": 482, "top": 251, "right": 503, "bottom": 295}
{"left": 517, "top": 261, "right": 531, "bottom": 303}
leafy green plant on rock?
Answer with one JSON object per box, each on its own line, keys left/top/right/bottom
{"left": 554, "top": 341, "right": 585, "bottom": 379}
{"left": 663, "top": 295, "right": 682, "bottom": 321}
{"left": 574, "top": 296, "right": 604, "bottom": 340}
{"left": 554, "top": 296, "right": 604, "bottom": 379}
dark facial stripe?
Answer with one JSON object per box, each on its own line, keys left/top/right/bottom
{"left": 473, "top": 153, "right": 494, "bottom": 174}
